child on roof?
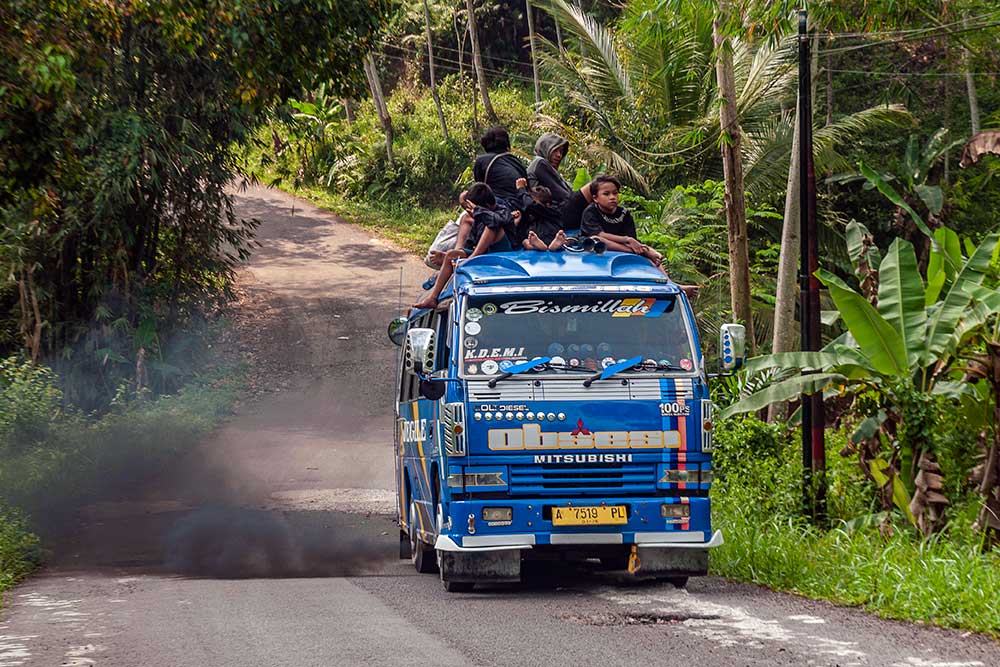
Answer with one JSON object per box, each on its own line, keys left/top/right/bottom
{"left": 512, "top": 178, "right": 567, "bottom": 251}
{"left": 413, "top": 184, "right": 519, "bottom": 310}
{"left": 580, "top": 174, "right": 699, "bottom": 298}
{"left": 580, "top": 174, "right": 663, "bottom": 264}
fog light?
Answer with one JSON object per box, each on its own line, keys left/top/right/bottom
{"left": 661, "top": 504, "right": 690, "bottom": 519}
{"left": 659, "top": 469, "right": 695, "bottom": 484}
{"left": 700, "top": 469, "right": 714, "bottom": 484}
{"left": 454, "top": 424, "right": 464, "bottom": 435}
{"left": 482, "top": 507, "right": 512, "bottom": 522}
{"left": 703, "top": 420, "right": 714, "bottom": 431}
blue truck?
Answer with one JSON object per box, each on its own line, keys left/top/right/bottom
{"left": 388, "top": 250, "right": 745, "bottom": 591}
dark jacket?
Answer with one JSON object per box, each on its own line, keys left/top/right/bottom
{"left": 527, "top": 133, "right": 573, "bottom": 204}
{"left": 513, "top": 188, "right": 563, "bottom": 245}
{"left": 463, "top": 202, "right": 517, "bottom": 254}
{"left": 473, "top": 152, "right": 528, "bottom": 203}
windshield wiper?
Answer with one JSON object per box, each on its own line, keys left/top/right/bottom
{"left": 583, "top": 355, "right": 643, "bottom": 388}
{"left": 487, "top": 356, "right": 551, "bottom": 388}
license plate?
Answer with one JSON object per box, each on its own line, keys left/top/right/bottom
{"left": 551, "top": 505, "right": 628, "bottom": 526}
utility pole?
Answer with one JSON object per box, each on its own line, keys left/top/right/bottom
{"left": 798, "top": 10, "right": 826, "bottom": 523}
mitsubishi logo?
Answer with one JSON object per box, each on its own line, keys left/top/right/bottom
{"left": 571, "top": 419, "right": 591, "bottom": 436}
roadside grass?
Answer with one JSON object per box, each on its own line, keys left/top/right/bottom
{"left": 713, "top": 497, "right": 1000, "bottom": 636}
{"left": 0, "top": 349, "right": 244, "bottom": 606}
{"left": 710, "top": 417, "right": 1000, "bottom": 637}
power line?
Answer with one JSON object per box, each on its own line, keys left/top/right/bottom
{"left": 821, "top": 9, "right": 1000, "bottom": 40}
{"left": 828, "top": 68, "right": 1000, "bottom": 78}
{"left": 818, "top": 17, "right": 1000, "bottom": 55}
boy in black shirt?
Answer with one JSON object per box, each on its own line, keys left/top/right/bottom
{"left": 580, "top": 175, "right": 663, "bottom": 265}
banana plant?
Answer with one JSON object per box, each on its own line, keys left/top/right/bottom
{"left": 721, "top": 229, "right": 1000, "bottom": 535}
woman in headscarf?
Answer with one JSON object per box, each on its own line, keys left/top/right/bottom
{"left": 528, "top": 132, "right": 593, "bottom": 232}
{"left": 527, "top": 132, "right": 573, "bottom": 204}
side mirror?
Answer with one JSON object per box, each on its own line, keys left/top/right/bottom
{"left": 720, "top": 323, "right": 746, "bottom": 372}
{"left": 419, "top": 378, "right": 447, "bottom": 400}
{"left": 404, "top": 328, "right": 436, "bottom": 375}
{"left": 387, "top": 317, "right": 408, "bottom": 346}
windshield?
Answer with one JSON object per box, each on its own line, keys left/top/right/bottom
{"left": 460, "top": 293, "right": 696, "bottom": 376}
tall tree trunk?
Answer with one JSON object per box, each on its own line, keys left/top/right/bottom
{"left": 713, "top": 2, "right": 755, "bottom": 352}
{"left": 342, "top": 98, "right": 354, "bottom": 125}
{"left": 465, "top": 0, "right": 497, "bottom": 122}
{"left": 453, "top": 11, "right": 466, "bottom": 81}
{"left": 772, "top": 97, "right": 801, "bottom": 359}
{"left": 973, "top": 343, "right": 1000, "bottom": 547}
{"left": 574, "top": 0, "right": 587, "bottom": 59}
{"left": 963, "top": 16, "right": 981, "bottom": 135}
{"left": 526, "top": 0, "right": 541, "bottom": 105}
{"left": 825, "top": 52, "right": 833, "bottom": 127}
{"left": 364, "top": 54, "right": 394, "bottom": 167}
{"left": 422, "top": 0, "right": 450, "bottom": 140}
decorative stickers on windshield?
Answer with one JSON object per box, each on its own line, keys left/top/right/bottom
{"left": 497, "top": 298, "right": 669, "bottom": 317}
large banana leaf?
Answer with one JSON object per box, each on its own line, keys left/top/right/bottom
{"left": 817, "top": 269, "right": 908, "bottom": 377}
{"left": 720, "top": 372, "right": 847, "bottom": 419}
{"left": 923, "top": 232, "right": 999, "bottom": 365}
{"left": 745, "top": 351, "right": 851, "bottom": 374}
{"left": 858, "top": 162, "right": 936, "bottom": 244}
{"left": 876, "top": 239, "right": 926, "bottom": 369}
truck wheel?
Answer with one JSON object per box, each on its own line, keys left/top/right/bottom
{"left": 665, "top": 576, "right": 688, "bottom": 588}
{"left": 409, "top": 500, "right": 438, "bottom": 574}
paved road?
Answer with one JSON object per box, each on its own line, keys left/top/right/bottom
{"left": 2, "top": 186, "right": 998, "bottom": 667}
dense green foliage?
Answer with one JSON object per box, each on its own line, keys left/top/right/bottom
{"left": 1, "top": 0, "right": 389, "bottom": 409}
{"left": 0, "top": 506, "right": 41, "bottom": 603}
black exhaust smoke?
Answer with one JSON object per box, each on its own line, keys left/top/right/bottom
{"left": 164, "top": 506, "right": 392, "bottom": 578}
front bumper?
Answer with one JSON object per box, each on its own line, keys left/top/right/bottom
{"left": 434, "top": 496, "right": 720, "bottom": 552}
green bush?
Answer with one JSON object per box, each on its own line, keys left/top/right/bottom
{"left": 0, "top": 357, "right": 64, "bottom": 455}
{"left": 260, "top": 76, "right": 552, "bottom": 207}
{"left": 0, "top": 505, "right": 42, "bottom": 601}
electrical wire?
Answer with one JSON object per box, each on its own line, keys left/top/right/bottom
{"left": 827, "top": 68, "right": 1000, "bottom": 78}
{"left": 818, "top": 17, "right": 1000, "bottom": 55}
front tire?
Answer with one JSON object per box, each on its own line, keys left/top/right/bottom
{"left": 409, "top": 500, "right": 438, "bottom": 574}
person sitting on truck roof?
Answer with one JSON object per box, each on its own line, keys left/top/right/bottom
{"left": 473, "top": 126, "right": 528, "bottom": 205}
{"left": 581, "top": 175, "right": 699, "bottom": 298}
{"left": 580, "top": 174, "right": 663, "bottom": 264}
{"left": 527, "top": 132, "right": 574, "bottom": 205}
{"left": 413, "top": 183, "right": 519, "bottom": 310}
{"left": 512, "top": 178, "right": 568, "bottom": 251}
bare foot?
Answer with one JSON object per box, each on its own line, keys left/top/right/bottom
{"left": 412, "top": 296, "right": 438, "bottom": 310}
{"left": 526, "top": 231, "right": 548, "bottom": 251}
{"left": 548, "top": 230, "right": 567, "bottom": 251}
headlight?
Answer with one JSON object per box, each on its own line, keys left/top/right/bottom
{"left": 659, "top": 469, "right": 696, "bottom": 484}
{"left": 447, "top": 471, "right": 507, "bottom": 488}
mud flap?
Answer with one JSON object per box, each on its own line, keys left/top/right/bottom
{"left": 629, "top": 547, "right": 708, "bottom": 577}
{"left": 439, "top": 549, "right": 522, "bottom": 583}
